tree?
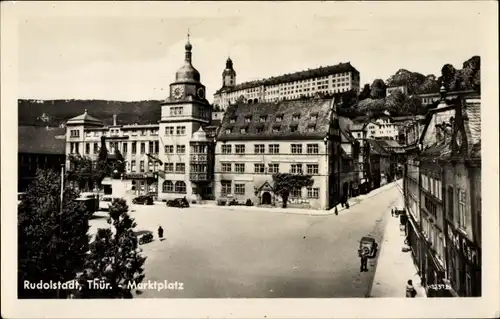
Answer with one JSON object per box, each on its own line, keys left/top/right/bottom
{"left": 95, "top": 136, "right": 110, "bottom": 187}
{"left": 18, "top": 169, "right": 92, "bottom": 298}
{"left": 419, "top": 74, "right": 440, "bottom": 94}
{"left": 370, "top": 79, "right": 387, "bottom": 99}
{"left": 78, "top": 198, "right": 146, "bottom": 298}
{"left": 68, "top": 155, "right": 98, "bottom": 191}
{"left": 359, "top": 84, "right": 371, "bottom": 101}
{"left": 386, "top": 69, "right": 426, "bottom": 95}
{"left": 113, "top": 149, "right": 126, "bottom": 178}
{"left": 272, "top": 173, "right": 314, "bottom": 208}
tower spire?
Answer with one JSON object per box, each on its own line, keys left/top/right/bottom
{"left": 184, "top": 29, "right": 192, "bottom": 62}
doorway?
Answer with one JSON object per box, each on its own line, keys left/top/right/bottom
{"left": 262, "top": 192, "right": 272, "bottom": 205}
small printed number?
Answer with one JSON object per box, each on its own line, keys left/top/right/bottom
{"left": 428, "top": 284, "right": 451, "bottom": 290}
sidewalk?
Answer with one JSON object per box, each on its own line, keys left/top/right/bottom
{"left": 185, "top": 180, "right": 401, "bottom": 217}
{"left": 369, "top": 196, "right": 427, "bottom": 298}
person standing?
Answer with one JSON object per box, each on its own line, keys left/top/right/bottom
{"left": 406, "top": 279, "right": 417, "bottom": 297}
{"left": 158, "top": 226, "right": 164, "bottom": 240}
{"left": 360, "top": 254, "right": 368, "bottom": 272}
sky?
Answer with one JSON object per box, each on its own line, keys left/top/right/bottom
{"left": 16, "top": 1, "right": 493, "bottom": 103}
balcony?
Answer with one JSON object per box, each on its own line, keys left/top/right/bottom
{"left": 189, "top": 173, "right": 209, "bottom": 182}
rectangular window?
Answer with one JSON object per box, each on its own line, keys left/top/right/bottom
{"left": 140, "top": 161, "right": 145, "bottom": 172}
{"left": 221, "top": 163, "right": 232, "bottom": 172}
{"left": 170, "top": 106, "right": 184, "bottom": 116}
{"left": 254, "top": 163, "right": 265, "bottom": 174}
{"left": 131, "top": 160, "right": 136, "bottom": 172}
{"left": 148, "top": 161, "right": 153, "bottom": 172}
{"left": 164, "top": 163, "right": 174, "bottom": 173}
{"left": 165, "top": 126, "right": 174, "bottom": 135}
{"left": 234, "top": 184, "right": 245, "bottom": 195}
{"left": 268, "top": 163, "right": 280, "bottom": 174}
{"left": 164, "top": 145, "right": 174, "bottom": 154}
{"left": 155, "top": 141, "right": 159, "bottom": 154}
{"left": 235, "top": 163, "right": 245, "bottom": 173}
{"left": 254, "top": 144, "right": 265, "bottom": 154}
{"left": 175, "top": 163, "right": 185, "bottom": 173}
{"left": 123, "top": 143, "right": 128, "bottom": 154}
{"left": 235, "top": 144, "right": 245, "bottom": 154}
{"left": 176, "top": 126, "right": 186, "bottom": 135}
{"left": 307, "top": 187, "right": 319, "bottom": 199}
{"left": 131, "top": 142, "right": 137, "bottom": 154}
{"left": 140, "top": 143, "right": 145, "bottom": 154}
{"left": 149, "top": 141, "right": 154, "bottom": 154}
{"left": 176, "top": 145, "right": 186, "bottom": 154}
{"left": 221, "top": 181, "right": 232, "bottom": 195}
{"left": 85, "top": 143, "right": 90, "bottom": 154}
{"left": 93, "top": 143, "right": 99, "bottom": 154}
{"left": 458, "top": 189, "right": 467, "bottom": 229}
{"left": 70, "top": 130, "right": 80, "bottom": 137}
{"left": 221, "top": 145, "right": 232, "bottom": 154}
{"left": 291, "top": 144, "right": 302, "bottom": 154}
{"left": 306, "top": 164, "right": 319, "bottom": 175}
{"left": 306, "top": 144, "right": 319, "bottom": 154}
{"left": 290, "top": 164, "right": 303, "bottom": 174}
{"left": 269, "top": 144, "right": 280, "bottom": 154}
{"left": 291, "top": 188, "right": 302, "bottom": 198}
{"left": 447, "top": 186, "right": 454, "bottom": 220}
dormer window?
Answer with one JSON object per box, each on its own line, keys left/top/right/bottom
{"left": 244, "top": 116, "right": 252, "bottom": 123}
{"left": 290, "top": 125, "right": 298, "bottom": 133}
{"left": 276, "top": 114, "right": 283, "bottom": 122}
{"left": 256, "top": 126, "right": 265, "bottom": 133}
{"left": 308, "top": 125, "right": 317, "bottom": 132}
{"left": 240, "top": 126, "right": 248, "bottom": 134}
{"left": 292, "top": 113, "right": 301, "bottom": 121}
{"left": 230, "top": 116, "right": 237, "bottom": 124}
{"left": 259, "top": 115, "right": 268, "bottom": 123}
{"left": 225, "top": 127, "right": 233, "bottom": 134}
{"left": 272, "top": 125, "right": 281, "bottom": 133}
{"left": 310, "top": 113, "right": 318, "bottom": 121}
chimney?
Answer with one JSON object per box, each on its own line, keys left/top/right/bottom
{"left": 113, "top": 114, "right": 117, "bottom": 126}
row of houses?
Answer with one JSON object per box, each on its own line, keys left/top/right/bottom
{"left": 401, "top": 87, "right": 481, "bottom": 297}
{"left": 18, "top": 38, "right": 404, "bottom": 211}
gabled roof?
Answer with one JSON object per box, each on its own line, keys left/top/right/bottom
{"left": 66, "top": 110, "right": 104, "bottom": 126}
{"left": 367, "top": 139, "right": 390, "bottom": 156}
{"left": 18, "top": 126, "right": 66, "bottom": 155}
{"left": 216, "top": 98, "right": 333, "bottom": 141}
{"left": 349, "top": 122, "right": 367, "bottom": 132}
{"left": 463, "top": 99, "right": 481, "bottom": 156}
{"left": 215, "top": 62, "right": 359, "bottom": 94}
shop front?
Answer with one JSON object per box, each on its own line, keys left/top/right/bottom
{"left": 123, "top": 172, "right": 157, "bottom": 197}
{"left": 406, "top": 213, "right": 424, "bottom": 274}
{"left": 422, "top": 238, "right": 449, "bottom": 297}
{"left": 446, "top": 222, "right": 481, "bottom": 296}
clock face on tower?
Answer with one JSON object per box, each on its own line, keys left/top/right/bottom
{"left": 197, "top": 87, "right": 205, "bottom": 99}
{"left": 172, "top": 86, "right": 184, "bottom": 100}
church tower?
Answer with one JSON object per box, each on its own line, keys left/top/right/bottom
{"left": 222, "top": 57, "right": 236, "bottom": 88}
{"left": 158, "top": 34, "right": 213, "bottom": 202}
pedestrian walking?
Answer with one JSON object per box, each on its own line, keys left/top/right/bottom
{"left": 158, "top": 226, "right": 164, "bottom": 240}
{"left": 406, "top": 279, "right": 417, "bottom": 297}
{"left": 360, "top": 254, "right": 368, "bottom": 272}
{"left": 391, "top": 208, "right": 394, "bottom": 217}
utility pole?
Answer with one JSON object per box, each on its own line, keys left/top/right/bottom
{"left": 60, "top": 164, "right": 64, "bottom": 215}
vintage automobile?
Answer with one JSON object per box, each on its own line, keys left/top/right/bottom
{"left": 132, "top": 195, "right": 154, "bottom": 205}
{"left": 358, "top": 236, "right": 378, "bottom": 258}
{"left": 75, "top": 192, "right": 100, "bottom": 214}
{"left": 166, "top": 197, "right": 190, "bottom": 208}
{"left": 98, "top": 195, "right": 115, "bottom": 211}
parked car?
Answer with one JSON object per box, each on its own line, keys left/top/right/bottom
{"left": 166, "top": 197, "right": 190, "bottom": 208}
{"left": 358, "top": 236, "right": 378, "bottom": 258}
{"left": 132, "top": 195, "right": 154, "bottom": 205}
{"left": 75, "top": 192, "right": 99, "bottom": 214}
{"left": 99, "top": 195, "right": 114, "bottom": 211}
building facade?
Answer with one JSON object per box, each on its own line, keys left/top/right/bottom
{"left": 213, "top": 61, "right": 361, "bottom": 110}
{"left": 404, "top": 86, "right": 481, "bottom": 297}
{"left": 214, "top": 98, "right": 343, "bottom": 210}
{"left": 366, "top": 116, "right": 400, "bottom": 141}
{"left": 64, "top": 37, "right": 216, "bottom": 201}
{"left": 18, "top": 126, "right": 66, "bottom": 192}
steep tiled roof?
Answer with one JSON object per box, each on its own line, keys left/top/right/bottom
{"left": 349, "top": 122, "right": 367, "bottom": 131}
{"left": 367, "top": 139, "right": 390, "bottom": 156}
{"left": 215, "top": 62, "right": 359, "bottom": 94}
{"left": 18, "top": 126, "right": 66, "bottom": 155}
{"left": 216, "top": 98, "right": 333, "bottom": 141}
{"left": 420, "top": 142, "right": 452, "bottom": 161}
{"left": 463, "top": 99, "right": 481, "bottom": 157}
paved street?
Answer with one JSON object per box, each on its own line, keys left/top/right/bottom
{"left": 89, "top": 182, "right": 403, "bottom": 298}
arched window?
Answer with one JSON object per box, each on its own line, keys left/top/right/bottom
{"left": 254, "top": 98, "right": 258, "bottom": 103}
{"left": 162, "top": 180, "right": 173, "bottom": 193}
{"left": 175, "top": 181, "right": 186, "bottom": 194}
